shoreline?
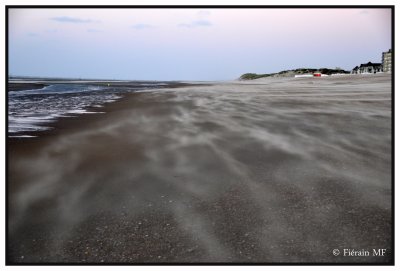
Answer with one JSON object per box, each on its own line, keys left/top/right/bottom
{"left": 8, "top": 83, "right": 49, "bottom": 92}
{"left": 8, "top": 81, "right": 212, "bottom": 139}
{"left": 7, "top": 75, "right": 392, "bottom": 263}
{"left": 8, "top": 80, "right": 211, "bottom": 91}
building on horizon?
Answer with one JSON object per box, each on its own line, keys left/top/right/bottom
{"left": 351, "top": 49, "right": 392, "bottom": 74}
{"left": 351, "top": 62, "right": 383, "bottom": 74}
{"left": 382, "top": 49, "right": 392, "bottom": 72}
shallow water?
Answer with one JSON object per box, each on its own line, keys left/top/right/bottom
{"left": 8, "top": 76, "right": 392, "bottom": 263}
{"left": 8, "top": 82, "right": 167, "bottom": 136}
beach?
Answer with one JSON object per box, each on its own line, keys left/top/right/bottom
{"left": 7, "top": 74, "right": 392, "bottom": 263}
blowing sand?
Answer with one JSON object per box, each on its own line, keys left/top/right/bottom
{"left": 7, "top": 74, "right": 392, "bottom": 263}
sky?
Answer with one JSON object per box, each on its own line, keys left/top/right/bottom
{"left": 8, "top": 8, "right": 392, "bottom": 81}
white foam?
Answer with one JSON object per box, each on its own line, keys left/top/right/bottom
{"left": 8, "top": 135, "right": 37, "bottom": 138}
{"left": 8, "top": 84, "right": 123, "bottom": 136}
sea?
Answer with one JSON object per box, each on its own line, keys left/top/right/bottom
{"left": 8, "top": 81, "right": 168, "bottom": 137}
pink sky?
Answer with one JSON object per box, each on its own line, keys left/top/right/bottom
{"left": 9, "top": 8, "right": 392, "bottom": 80}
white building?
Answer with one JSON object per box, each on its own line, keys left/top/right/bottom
{"left": 351, "top": 62, "right": 382, "bottom": 74}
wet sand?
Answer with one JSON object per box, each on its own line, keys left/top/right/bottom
{"left": 7, "top": 74, "right": 392, "bottom": 263}
{"left": 8, "top": 83, "right": 48, "bottom": 92}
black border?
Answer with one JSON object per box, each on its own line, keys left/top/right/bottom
{"left": 5, "top": 5, "right": 395, "bottom": 266}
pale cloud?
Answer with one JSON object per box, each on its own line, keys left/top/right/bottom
{"left": 131, "top": 24, "right": 155, "bottom": 30}
{"left": 87, "top": 28, "right": 103, "bottom": 33}
{"left": 178, "top": 20, "right": 212, "bottom": 28}
{"left": 50, "top": 16, "right": 98, "bottom": 23}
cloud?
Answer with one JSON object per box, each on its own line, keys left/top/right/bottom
{"left": 193, "top": 20, "right": 212, "bottom": 27}
{"left": 50, "top": 16, "right": 98, "bottom": 23}
{"left": 131, "top": 24, "right": 154, "bottom": 30}
{"left": 178, "top": 20, "right": 212, "bottom": 28}
{"left": 87, "top": 28, "right": 103, "bottom": 33}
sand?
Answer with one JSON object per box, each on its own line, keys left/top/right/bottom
{"left": 7, "top": 74, "right": 392, "bottom": 263}
{"left": 8, "top": 83, "right": 48, "bottom": 92}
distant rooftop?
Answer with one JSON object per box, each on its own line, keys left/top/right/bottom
{"left": 359, "top": 62, "right": 382, "bottom": 68}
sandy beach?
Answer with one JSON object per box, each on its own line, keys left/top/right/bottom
{"left": 7, "top": 74, "right": 392, "bottom": 263}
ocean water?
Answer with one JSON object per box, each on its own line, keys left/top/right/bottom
{"left": 8, "top": 82, "right": 165, "bottom": 137}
